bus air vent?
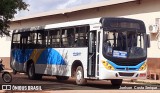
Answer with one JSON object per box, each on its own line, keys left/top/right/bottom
{"left": 119, "top": 72, "right": 134, "bottom": 77}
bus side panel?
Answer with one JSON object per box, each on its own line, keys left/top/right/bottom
{"left": 10, "top": 49, "right": 34, "bottom": 72}
{"left": 34, "top": 48, "right": 88, "bottom": 77}
{"left": 10, "top": 48, "right": 88, "bottom": 77}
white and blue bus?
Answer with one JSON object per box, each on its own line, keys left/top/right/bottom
{"left": 10, "top": 17, "right": 150, "bottom": 86}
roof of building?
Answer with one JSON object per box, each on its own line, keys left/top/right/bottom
{"left": 13, "top": 0, "right": 136, "bottom": 21}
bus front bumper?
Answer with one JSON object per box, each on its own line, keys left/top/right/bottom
{"left": 99, "top": 68, "right": 147, "bottom": 80}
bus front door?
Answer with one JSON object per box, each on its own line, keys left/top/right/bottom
{"left": 87, "top": 31, "right": 96, "bottom": 77}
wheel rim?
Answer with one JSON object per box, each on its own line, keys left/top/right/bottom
{"left": 29, "top": 65, "right": 33, "bottom": 77}
{"left": 3, "top": 73, "right": 12, "bottom": 83}
{"left": 76, "top": 70, "right": 82, "bottom": 81}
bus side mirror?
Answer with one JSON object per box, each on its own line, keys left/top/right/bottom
{"left": 146, "top": 34, "right": 150, "bottom": 48}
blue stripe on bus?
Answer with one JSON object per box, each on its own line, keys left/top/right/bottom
{"left": 12, "top": 49, "right": 33, "bottom": 63}
{"left": 12, "top": 48, "right": 66, "bottom": 65}
{"left": 36, "top": 48, "right": 66, "bottom": 65}
{"left": 107, "top": 60, "right": 144, "bottom": 71}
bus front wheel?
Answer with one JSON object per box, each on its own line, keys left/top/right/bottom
{"left": 111, "top": 79, "right": 123, "bottom": 86}
{"left": 75, "top": 66, "right": 87, "bottom": 85}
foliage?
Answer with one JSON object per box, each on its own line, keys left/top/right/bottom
{"left": 0, "top": 0, "right": 28, "bottom": 36}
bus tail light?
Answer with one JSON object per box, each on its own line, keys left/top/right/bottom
{"left": 102, "top": 60, "right": 115, "bottom": 70}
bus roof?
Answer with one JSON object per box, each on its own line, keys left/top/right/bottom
{"left": 13, "top": 18, "right": 101, "bottom": 33}
{"left": 45, "top": 18, "right": 101, "bottom": 29}
{"left": 13, "top": 17, "right": 146, "bottom": 33}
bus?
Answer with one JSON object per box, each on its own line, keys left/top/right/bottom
{"left": 10, "top": 17, "right": 150, "bottom": 86}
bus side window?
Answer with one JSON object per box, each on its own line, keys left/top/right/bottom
{"left": 67, "top": 28, "right": 75, "bottom": 47}
{"left": 62, "top": 29, "right": 68, "bottom": 47}
{"left": 61, "top": 28, "right": 75, "bottom": 47}
{"left": 37, "top": 30, "right": 48, "bottom": 48}
{"left": 48, "top": 30, "right": 60, "bottom": 47}
{"left": 37, "top": 33, "right": 42, "bottom": 48}
{"left": 28, "top": 32, "right": 37, "bottom": 48}
{"left": 12, "top": 33, "right": 20, "bottom": 49}
{"left": 20, "top": 33, "right": 28, "bottom": 50}
{"left": 61, "top": 27, "right": 79, "bottom": 47}
{"left": 75, "top": 26, "right": 88, "bottom": 47}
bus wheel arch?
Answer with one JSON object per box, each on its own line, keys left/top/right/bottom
{"left": 71, "top": 60, "right": 87, "bottom": 85}
{"left": 27, "top": 60, "right": 36, "bottom": 80}
{"left": 71, "top": 60, "right": 83, "bottom": 77}
{"left": 26, "top": 60, "right": 42, "bottom": 80}
{"left": 111, "top": 79, "right": 123, "bottom": 86}
{"left": 26, "top": 60, "right": 33, "bottom": 73}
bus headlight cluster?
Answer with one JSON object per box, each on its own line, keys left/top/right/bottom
{"left": 102, "top": 60, "right": 114, "bottom": 70}
{"left": 139, "top": 62, "right": 147, "bottom": 71}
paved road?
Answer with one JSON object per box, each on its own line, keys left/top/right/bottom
{"left": 0, "top": 73, "right": 160, "bottom": 92}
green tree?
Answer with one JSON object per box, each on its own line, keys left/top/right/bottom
{"left": 0, "top": 0, "right": 28, "bottom": 36}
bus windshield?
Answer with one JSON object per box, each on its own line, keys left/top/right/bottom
{"left": 103, "top": 31, "right": 147, "bottom": 59}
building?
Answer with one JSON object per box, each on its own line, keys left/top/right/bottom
{"left": 0, "top": 0, "right": 160, "bottom": 73}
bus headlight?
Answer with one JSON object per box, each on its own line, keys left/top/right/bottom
{"left": 139, "top": 62, "right": 147, "bottom": 71}
{"left": 102, "top": 60, "right": 115, "bottom": 70}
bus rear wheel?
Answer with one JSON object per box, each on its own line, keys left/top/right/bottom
{"left": 56, "top": 76, "right": 69, "bottom": 81}
{"left": 28, "top": 63, "right": 42, "bottom": 80}
{"left": 75, "top": 66, "right": 87, "bottom": 85}
{"left": 111, "top": 79, "right": 123, "bottom": 86}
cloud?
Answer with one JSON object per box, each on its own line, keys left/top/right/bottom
{"left": 15, "top": 0, "right": 107, "bottom": 18}
{"left": 56, "top": 0, "right": 107, "bottom": 9}
{"left": 56, "top": 0, "right": 83, "bottom": 9}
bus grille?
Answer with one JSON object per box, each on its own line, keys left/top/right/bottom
{"left": 119, "top": 72, "right": 134, "bottom": 77}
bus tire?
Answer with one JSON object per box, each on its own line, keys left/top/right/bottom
{"left": 75, "top": 66, "right": 87, "bottom": 85}
{"left": 56, "top": 76, "right": 69, "bottom": 81}
{"left": 28, "top": 63, "right": 36, "bottom": 80}
{"left": 111, "top": 79, "right": 123, "bottom": 86}
{"left": 27, "top": 63, "right": 43, "bottom": 80}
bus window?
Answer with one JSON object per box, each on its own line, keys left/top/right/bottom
{"left": 37, "top": 30, "right": 48, "bottom": 48}
{"left": 67, "top": 28, "right": 75, "bottom": 47}
{"left": 61, "top": 28, "right": 75, "bottom": 47}
{"left": 75, "top": 26, "right": 88, "bottom": 47}
{"left": 28, "top": 32, "right": 36, "bottom": 44}
{"left": 62, "top": 29, "right": 68, "bottom": 47}
{"left": 27, "top": 32, "right": 37, "bottom": 48}
{"left": 12, "top": 33, "right": 20, "bottom": 49}
{"left": 103, "top": 31, "right": 146, "bottom": 59}
{"left": 20, "top": 32, "right": 29, "bottom": 49}
{"left": 48, "top": 30, "right": 60, "bottom": 47}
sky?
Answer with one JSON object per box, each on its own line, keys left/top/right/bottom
{"left": 15, "top": 0, "right": 107, "bottom": 18}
